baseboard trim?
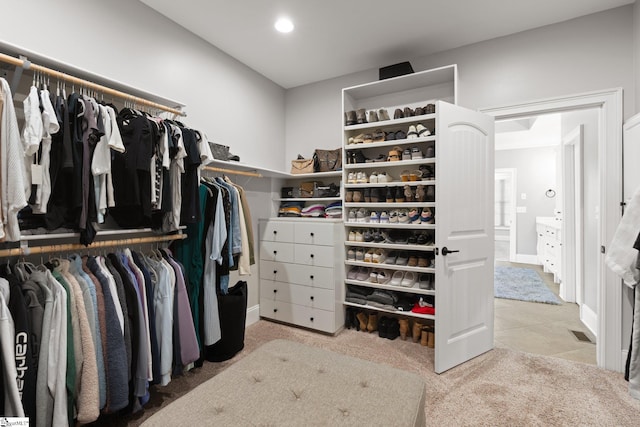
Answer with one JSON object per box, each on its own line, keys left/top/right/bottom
{"left": 581, "top": 304, "right": 597, "bottom": 338}
{"left": 514, "top": 254, "right": 539, "bottom": 265}
{"left": 246, "top": 304, "right": 260, "bottom": 326}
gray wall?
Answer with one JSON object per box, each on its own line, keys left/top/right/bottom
{"left": 285, "top": 6, "right": 634, "bottom": 161}
{"left": 0, "top": 0, "right": 288, "bottom": 310}
{"left": 495, "top": 147, "right": 558, "bottom": 255}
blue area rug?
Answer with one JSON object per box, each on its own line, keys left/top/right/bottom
{"left": 494, "top": 266, "right": 561, "bottom": 305}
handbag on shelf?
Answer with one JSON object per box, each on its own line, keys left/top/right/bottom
{"left": 300, "top": 181, "right": 320, "bottom": 198}
{"left": 291, "top": 156, "right": 315, "bottom": 174}
{"left": 210, "top": 142, "right": 231, "bottom": 161}
{"left": 313, "top": 148, "right": 342, "bottom": 172}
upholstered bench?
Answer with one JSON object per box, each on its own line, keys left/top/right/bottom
{"left": 142, "top": 339, "right": 426, "bottom": 426}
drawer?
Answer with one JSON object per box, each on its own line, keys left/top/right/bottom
{"left": 293, "top": 244, "right": 334, "bottom": 268}
{"left": 260, "top": 299, "right": 336, "bottom": 333}
{"left": 260, "top": 220, "right": 294, "bottom": 243}
{"left": 260, "top": 260, "right": 334, "bottom": 289}
{"left": 259, "top": 241, "right": 295, "bottom": 263}
{"left": 294, "top": 222, "right": 335, "bottom": 246}
{"left": 261, "top": 280, "right": 335, "bottom": 311}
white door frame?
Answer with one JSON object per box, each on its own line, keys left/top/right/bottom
{"left": 560, "top": 125, "right": 584, "bottom": 305}
{"left": 481, "top": 88, "right": 623, "bottom": 371}
{"left": 495, "top": 168, "right": 517, "bottom": 262}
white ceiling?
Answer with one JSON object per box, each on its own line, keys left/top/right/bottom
{"left": 140, "top": 0, "right": 634, "bottom": 89}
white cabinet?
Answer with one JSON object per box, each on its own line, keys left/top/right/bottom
{"left": 342, "top": 66, "right": 495, "bottom": 373}
{"left": 258, "top": 218, "right": 345, "bottom": 333}
{"left": 536, "top": 217, "right": 562, "bottom": 283}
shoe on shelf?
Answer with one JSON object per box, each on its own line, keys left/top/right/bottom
{"left": 356, "top": 311, "right": 368, "bottom": 331}
{"left": 368, "top": 110, "right": 379, "bottom": 122}
{"left": 356, "top": 108, "right": 367, "bottom": 124}
{"left": 369, "top": 211, "right": 380, "bottom": 223}
{"left": 379, "top": 211, "right": 390, "bottom": 223}
{"left": 407, "top": 255, "right": 418, "bottom": 267}
{"left": 401, "top": 271, "right": 416, "bottom": 287}
{"left": 389, "top": 209, "right": 399, "bottom": 224}
{"left": 395, "top": 130, "right": 407, "bottom": 140}
{"left": 364, "top": 187, "right": 371, "bottom": 203}
{"left": 415, "top": 185, "right": 426, "bottom": 202}
{"left": 355, "top": 248, "right": 365, "bottom": 262}
{"left": 385, "top": 251, "right": 398, "bottom": 265}
{"left": 348, "top": 209, "right": 357, "bottom": 222}
{"left": 403, "top": 107, "right": 414, "bottom": 117}
{"left": 395, "top": 251, "right": 409, "bottom": 266}
{"left": 390, "top": 270, "right": 404, "bottom": 286}
{"left": 353, "top": 190, "right": 363, "bottom": 203}
{"left": 420, "top": 208, "right": 434, "bottom": 224}
{"left": 370, "top": 187, "right": 382, "bottom": 202}
{"left": 364, "top": 249, "right": 374, "bottom": 263}
{"left": 395, "top": 186, "right": 405, "bottom": 203}
{"left": 363, "top": 133, "right": 374, "bottom": 144}
{"left": 345, "top": 190, "right": 353, "bottom": 203}
{"left": 418, "top": 273, "right": 432, "bottom": 289}
{"left": 345, "top": 110, "right": 357, "bottom": 126}
{"left": 404, "top": 185, "right": 414, "bottom": 201}
{"left": 373, "top": 248, "right": 386, "bottom": 264}
{"left": 386, "top": 318, "right": 400, "bottom": 340}
{"left": 400, "top": 170, "right": 410, "bottom": 182}
{"left": 416, "top": 232, "right": 432, "bottom": 245}
{"left": 426, "top": 185, "right": 435, "bottom": 202}
{"left": 408, "top": 233, "right": 418, "bottom": 245}
{"left": 394, "top": 108, "right": 404, "bottom": 119}
{"left": 385, "top": 131, "right": 396, "bottom": 141}
{"left": 408, "top": 209, "right": 421, "bottom": 224}
{"left": 378, "top": 316, "right": 389, "bottom": 338}
{"left": 363, "top": 229, "right": 373, "bottom": 242}
{"left": 347, "top": 172, "right": 356, "bottom": 184}
{"left": 367, "top": 313, "right": 378, "bottom": 333}
{"left": 387, "top": 149, "right": 401, "bottom": 162}
{"left": 369, "top": 172, "right": 378, "bottom": 183}
{"left": 385, "top": 187, "right": 395, "bottom": 203}
{"left": 399, "top": 318, "right": 410, "bottom": 340}
{"left": 356, "top": 267, "right": 370, "bottom": 281}
{"left": 419, "top": 164, "right": 434, "bottom": 179}
{"left": 416, "top": 123, "right": 431, "bottom": 137}
{"left": 409, "top": 170, "right": 421, "bottom": 181}
{"left": 425, "top": 145, "right": 435, "bottom": 158}
{"left": 397, "top": 209, "right": 410, "bottom": 224}
{"left": 376, "top": 270, "right": 390, "bottom": 284}
{"left": 377, "top": 172, "right": 392, "bottom": 183}
{"left": 347, "top": 248, "right": 356, "bottom": 261}
{"left": 353, "top": 133, "right": 366, "bottom": 144}
{"left": 373, "top": 230, "right": 384, "bottom": 243}
{"left": 369, "top": 269, "right": 379, "bottom": 283}
{"left": 373, "top": 129, "right": 385, "bottom": 142}
{"left": 356, "top": 208, "right": 368, "bottom": 223}
{"left": 414, "top": 106, "right": 425, "bottom": 116}
{"left": 378, "top": 108, "right": 390, "bottom": 121}
{"left": 412, "top": 320, "right": 424, "bottom": 343}
{"left": 354, "top": 230, "right": 364, "bottom": 242}
{"left": 348, "top": 230, "right": 356, "bottom": 241}
{"left": 407, "top": 125, "right": 418, "bottom": 139}
{"left": 402, "top": 148, "right": 412, "bottom": 161}
{"left": 425, "top": 103, "right": 436, "bottom": 114}
{"left": 347, "top": 267, "right": 359, "bottom": 280}
{"left": 411, "top": 147, "right": 424, "bottom": 160}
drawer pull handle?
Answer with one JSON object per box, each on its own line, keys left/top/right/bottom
{"left": 273, "top": 270, "right": 277, "bottom": 274}
{"left": 274, "top": 308, "right": 278, "bottom": 313}
{"left": 273, "top": 250, "right": 277, "bottom": 255}
{"left": 310, "top": 275, "right": 314, "bottom": 280}
{"left": 310, "top": 296, "right": 314, "bottom": 301}
{"left": 310, "top": 317, "right": 314, "bottom": 322}
{"left": 310, "top": 232, "right": 314, "bottom": 237}
{"left": 273, "top": 289, "right": 277, "bottom": 293}
{"left": 310, "top": 254, "right": 314, "bottom": 258}
{"left": 273, "top": 230, "right": 277, "bottom": 235}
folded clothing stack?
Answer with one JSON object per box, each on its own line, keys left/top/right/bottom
{"left": 301, "top": 204, "right": 326, "bottom": 217}
{"left": 325, "top": 201, "right": 342, "bottom": 218}
{"left": 411, "top": 296, "right": 435, "bottom": 315}
{"left": 279, "top": 201, "right": 305, "bottom": 217}
{"left": 346, "top": 285, "right": 373, "bottom": 305}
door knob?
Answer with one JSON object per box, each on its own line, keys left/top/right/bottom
{"left": 441, "top": 247, "right": 459, "bottom": 256}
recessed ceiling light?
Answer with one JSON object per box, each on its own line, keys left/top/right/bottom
{"left": 275, "top": 17, "right": 294, "bottom": 33}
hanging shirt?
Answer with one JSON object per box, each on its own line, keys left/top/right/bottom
{"left": 0, "top": 278, "right": 25, "bottom": 417}
{"left": 0, "top": 79, "right": 28, "bottom": 241}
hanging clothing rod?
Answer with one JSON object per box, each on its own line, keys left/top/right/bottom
{"left": 0, "top": 52, "right": 186, "bottom": 117}
{"left": 0, "top": 233, "right": 187, "bottom": 258}
{"left": 203, "top": 166, "right": 263, "bottom": 178}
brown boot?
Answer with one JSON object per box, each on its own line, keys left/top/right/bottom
{"left": 412, "top": 321, "right": 423, "bottom": 343}
{"left": 427, "top": 327, "right": 435, "bottom": 348}
{"left": 398, "top": 319, "right": 409, "bottom": 340}
{"left": 356, "top": 312, "right": 368, "bottom": 331}
{"left": 420, "top": 329, "right": 428, "bottom": 346}
{"left": 367, "top": 313, "right": 378, "bottom": 333}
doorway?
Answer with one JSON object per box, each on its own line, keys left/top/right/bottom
{"left": 492, "top": 112, "right": 594, "bottom": 364}
{"left": 482, "top": 88, "right": 623, "bottom": 371}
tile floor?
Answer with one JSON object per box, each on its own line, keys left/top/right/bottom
{"left": 494, "top": 261, "right": 597, "bottom": 365}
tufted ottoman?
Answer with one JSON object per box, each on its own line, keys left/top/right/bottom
{"left": 142, "top": 339, "right": 426, "bottom": 426}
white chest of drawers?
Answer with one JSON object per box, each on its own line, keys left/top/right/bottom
{"left": 259, "top": 218, "right": 345, "bottom": 333}
{"left": 536, "top": 217, "right": 562, "bottom": 283}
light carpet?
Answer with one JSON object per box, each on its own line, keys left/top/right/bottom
{"left": 495, "top": 265, "right": 561, "bottom": 305}
{"left": 103, "top": 320, "right": 640, "bottom": 427}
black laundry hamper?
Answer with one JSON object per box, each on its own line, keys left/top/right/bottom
{"left": 204, "top": 280, "right": 248, "bottom": 362}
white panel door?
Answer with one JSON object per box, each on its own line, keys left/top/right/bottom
{"left": 434, "top": 101, "right": 495, "bottom": 373}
